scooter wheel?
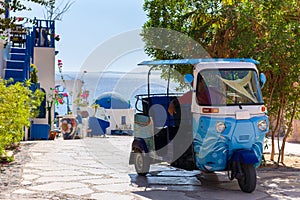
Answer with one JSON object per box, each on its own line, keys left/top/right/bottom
{"left": 134, "top": 149, "right": 150, "bottom": 176}
{"left": 238, "top": 164, "right": 256, "bottom": 193}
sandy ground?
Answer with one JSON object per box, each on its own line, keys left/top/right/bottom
{"left": 262, "top": 153, "right": 300, "bottom": 170}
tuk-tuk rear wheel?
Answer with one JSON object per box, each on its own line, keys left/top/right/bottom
{"left": 237, "top": 164, "right": 256, "bottom": 193}
{"left": 134, "top": 149, "right": 150, "bottom": 176}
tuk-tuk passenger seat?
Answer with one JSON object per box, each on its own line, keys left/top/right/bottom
{"left": 142, "top": 95, "right": 177, "bottom": 128}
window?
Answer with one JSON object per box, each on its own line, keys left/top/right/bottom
{"left": 121, "top": 116, "right": 126, "bottom": 125}
{"left": 196, "top": 69, "right": 263, "bottom": 106}
{"left": 37, "top": 88, "right": 46, "bottom": 118}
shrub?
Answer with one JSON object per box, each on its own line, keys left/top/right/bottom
{"left": 0, "top": 79, "right": 44, "bottom": 153}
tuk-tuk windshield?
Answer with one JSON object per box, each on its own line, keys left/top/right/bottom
{"left": 196, "top": 69, "right": 263, "bottom": 106}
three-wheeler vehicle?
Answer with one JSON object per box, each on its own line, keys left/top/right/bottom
{"left": 129, "top": 58, "right": 269, "bottom": 193}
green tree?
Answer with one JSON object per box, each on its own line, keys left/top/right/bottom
{"left": 143, "top": 0, "right": 300, "bottom": 164}
{"left": 0, "top": 79, "right": 44, "bottom": 154}
{"left": 249, "top": 0, "right": 300, "bottom": 164}
{"left": 0, "top": 0, "right": 48, "bottom": 35}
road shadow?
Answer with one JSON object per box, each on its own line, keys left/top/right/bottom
{"left": 129, "top": 167, "right": 243, "bottom": 200}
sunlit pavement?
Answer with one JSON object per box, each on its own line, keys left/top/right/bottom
{"left": 1, "top": 136, "right": 300, "bottom": 200}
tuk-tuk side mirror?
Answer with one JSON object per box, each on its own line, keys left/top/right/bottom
{"left": 184, "top": 74, "right": 194, "bottom": 84}
{"left": 260, "top": 73, "right": 267, "bottom": 89}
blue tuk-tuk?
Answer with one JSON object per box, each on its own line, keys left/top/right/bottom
{"left": 129, "top": 58, "right": 269, "bottom": 193}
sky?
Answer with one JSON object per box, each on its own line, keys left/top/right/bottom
{"left": 17, "top": 0, "right": 149, "bottom": 72}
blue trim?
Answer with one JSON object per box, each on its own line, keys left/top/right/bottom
{"left": 24, "top": 34, "right": 31, "bottom": 80}
{"left": 26, "top": 30, "right": 34, "bottom": 63}
{"left": 138, "top": 58, "right": 259, "bottom": 66}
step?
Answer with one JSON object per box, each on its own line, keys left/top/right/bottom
{"left": 10, "top": 53, "right": 26, "bottom": 61}
{"left": 6, "top": 60, "right": 25, "bottom": 70}
{"left": 4, "top": 69, "right": 25, "bottom": 81}
{"left": 11, "top": 47, "right": 26, "bottom": 54}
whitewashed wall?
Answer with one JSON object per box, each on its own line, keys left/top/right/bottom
{"left": 105, "top": 108, "right": 135, "bottom": 134}
{"left": 32, "top": 47, "right": 55, "bottom": 126}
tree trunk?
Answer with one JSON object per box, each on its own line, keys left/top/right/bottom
{"left": 280, "top": 96, "right": 298, "bottom": 163}
{"left": 268, "top": 75, "right": 277, "bottom": 108}
{"left": 270, "top": 106, "right": 283, "bottom": 161}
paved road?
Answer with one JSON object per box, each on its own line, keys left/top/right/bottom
{"left": 1, "top": 136, "right": 300, "bottom": 200}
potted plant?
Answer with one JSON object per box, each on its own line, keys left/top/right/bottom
{"left": 46, "top": 87, "right": 68, "bottom": 127}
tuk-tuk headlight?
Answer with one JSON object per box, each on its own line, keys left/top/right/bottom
{"left": 216, "top": 122, "right": 226, "bottom": 133}
{"left": 258, "top": 120, "right": 267, "bottom": 131}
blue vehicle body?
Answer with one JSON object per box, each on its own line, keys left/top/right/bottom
{"left": 193, "top": 115, "right": 269, "bottom": 171}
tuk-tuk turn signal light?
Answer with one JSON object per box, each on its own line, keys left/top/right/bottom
{"left": 261, "top": 106, "right": 267, "bottom": 112}
{"left": 202, "top": 108, "right": 219, "bottom": 113}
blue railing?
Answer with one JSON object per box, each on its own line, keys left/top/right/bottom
{"left": 32, "top": 19, "right": 55, "bottom": 48}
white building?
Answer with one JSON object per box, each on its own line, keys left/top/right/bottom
{"left": 93, "top": 92, "right": 134, "bottom": 135}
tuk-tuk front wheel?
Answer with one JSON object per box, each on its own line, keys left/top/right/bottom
{"left": 134, "top": 149, "right": 150, "bottom": 176}
{"left": 237, "top": 164, "right": 256, "bottom": 193}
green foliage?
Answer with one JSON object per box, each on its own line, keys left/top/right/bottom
{"left": 143, "top": 0, "right": 300, "bottom": 162}
{"left": 91, "top": 103, "right": 100, "bottom": 116}
{"left": 0, "top": 79, "right": 44, "bottom": 153}
{"left": 143, "top": 0, "right": 300, "bottom": 115}
{"left": 30, "top": 64, "right": 39, "bottom": 83}
{"left": 0, "top": 0, "right": 50, "bottom": 44}
{"left": 0, "top": 149, "right": 14, "bottom": 163}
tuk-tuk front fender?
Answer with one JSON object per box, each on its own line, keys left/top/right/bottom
{"left": 129, "top": 138, "right": 149, "bottom": 164}
{"left": 230, "top": 149, "right": 259, "bottom": 165}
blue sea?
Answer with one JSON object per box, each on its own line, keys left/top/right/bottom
{"left": 55, "top": 71, "right": 187, "bottom": 115}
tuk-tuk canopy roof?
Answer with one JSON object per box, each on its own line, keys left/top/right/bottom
{"left": 138, "top": 58, "right": 259, "bottom": 66}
